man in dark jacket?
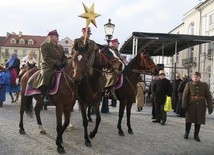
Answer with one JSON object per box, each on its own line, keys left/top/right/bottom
{"left": 152, "top": 70, "right": 172, "bottom": 125}
{"left": 148, "top": 74, "right": 159, "bottom": 119}
{"left": 176, "top": 74, "right": 191, "bottom": 117}
{"left": 182, "top": 72, "right": 213, "bottom": 142}
{"left": 172, "top": 73, "right": 182, "bottom": 112}
{"left": 30, "top": 30, "right": 68, "bottom": 104}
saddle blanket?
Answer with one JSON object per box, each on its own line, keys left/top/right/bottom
{"left": 115, "top": 74, "right": 123, "bottom": 89}
{"left": 25, "top": 70, "right": 62, "bottom": 96}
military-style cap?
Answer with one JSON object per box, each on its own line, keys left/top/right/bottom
{"left": 176, "top": 73, "right": 180, "bottom": 77}
{"left": 47, "top": 29, "right": 59, "bottom": 36}
{"left": 193, "top": 71, "right": 201, "bottom": 77}
{"left": 82, "top": 27, "right": 92, "bottom": 34}
{"left": 159, "top": 70, "right": 165, "bottom": 75}
{"left": 111, "top": 38, "right": 120, "bottom": 44}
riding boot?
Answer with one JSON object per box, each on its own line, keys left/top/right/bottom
{"left": 194, "top": 123, "right": 201, "bottom": 142}
{"left": 41, "top": 85, "right": 51, "bottom": 105}
{"left": 109, "top": 86, "right": 117, "bottom": 100}
{"left": 184, "top": 122, "right": 191, "bottom": 139}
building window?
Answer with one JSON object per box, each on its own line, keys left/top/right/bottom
{"left": 10, "top": 38, "right": 16, "bottom": 44}
{"left": 188, "top": 22, "right": 194, "bottom": 35}
{"left": 65, "top": 40, "right": 69, "bottom": 44}
{"left": 5, "top": 49, "right": 9, "bottom": 57}
{"left": 209, "top": 13, "right": 214, "bottom": 25}
{"left": 28, "top": 39, "right": 34, "bottom": 45}
{"left": 64, "top": 48, "right": 69, "bottom": 54}
{"left": 14, "top": 49, "right": 18, "bottom": 54}
{"left": 19, "top": 39, "right": 25, "bottom": 44}
{"left": 23, "top": 50, "right": 27, "bottom": 57}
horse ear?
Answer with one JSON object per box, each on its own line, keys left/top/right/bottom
{"left": 142, "top": 48, "right": 147, "bottom": 55}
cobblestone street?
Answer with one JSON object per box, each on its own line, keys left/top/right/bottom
{"left": 0, "top": 95, "right": 214, "bottom": 155}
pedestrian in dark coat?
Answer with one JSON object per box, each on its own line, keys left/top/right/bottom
{"left": 29, "top": 30, "right": 68, "bottom": 104}
{"left": 152, "top": 70, "right": 172, "bottom": 125}
{"left": 176, "top": 74, "right": 191, "bottom": 117}
{"left": 172, "top": 73, "right": 182, "bottom": 112}
{"left": 148, "top": 74, "right": 159, "bottom": 119}
{"left": 182, "top": 72, "right": 213, "bottom": 142}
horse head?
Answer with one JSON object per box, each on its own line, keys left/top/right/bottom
{"left": 139, "top": 49, "right": 158, "bottom": 74}
{"left": 129, "top": 49, "right": 158, "bottom": 75}
{"left": 97, "top": 44, "right": 124, "bottom": 72}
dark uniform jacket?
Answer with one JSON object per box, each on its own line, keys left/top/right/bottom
{"left": 71, "top": 36, "right": 98, "bottom": 71}
{"left": 182, "top": 81, "right": 213, "bottom": 124}
{"left": 153, "top": 78, "right": 172, "bottom": 104}
{"left": 30, "top": 42, "right": 68, "bottom": 89}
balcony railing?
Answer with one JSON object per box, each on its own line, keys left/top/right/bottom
{"left": 182, "top": 57, "right": 197, "bottom": 68}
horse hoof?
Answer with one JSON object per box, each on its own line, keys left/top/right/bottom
{"left": 85, "top": 142, "right": 92, "bottom": 147}
{"left": 89, "top": 132, "right": 95, "bottom": 139}
{"left": 57, "top": 147, "right": 65, "bottom": 154}
{"left": 40, "top": 130, "right": 47, "bottom": 135}
{"left": 19, "top": 129, "right": 26, "bottom": 135}
{"left": 128, "top": 130, "right": 134, "bottom": 134}
{"left": 118, "top": 131, "right": 125, "bottom": 136}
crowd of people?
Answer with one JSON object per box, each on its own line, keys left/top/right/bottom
{"left": 147, "top": 70, "right": 213, "bottom": 142}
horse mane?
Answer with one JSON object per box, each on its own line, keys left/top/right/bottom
{"left": 123, "top": 52, "right": 140, "bottom": 75}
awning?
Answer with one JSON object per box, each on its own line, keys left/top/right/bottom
{"left": 119, "top": 32, "right": 214, "bottom": 56}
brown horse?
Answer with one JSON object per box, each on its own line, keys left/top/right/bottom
{"left": 77, "top": 45, "right": 124, "bottom": 147}
{"left": 19, "top": 45, "right": 123, "bottom": 154}
{"left": 115, "top": 50, "right": 158, "bottom": 136}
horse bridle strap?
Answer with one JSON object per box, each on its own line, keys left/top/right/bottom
{"left": 125, "top": 75, "right": 137, "bottom": 98}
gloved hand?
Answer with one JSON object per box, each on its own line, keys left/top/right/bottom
{"left": 61, "top": 61, "right": 67, "bottom": 68}
{"left": 54, "top": 63, "right": 63, "bottom": 70}
{"left": 77, "top": 45, "right": 86, "bottom": 54}
{"left": 208, "top": 109, "right": 213, "bottom": 115}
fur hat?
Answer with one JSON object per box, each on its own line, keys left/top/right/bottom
{"left": 47, "top": 29, "right": 59, "bottom": 36}
{"left": 176, "top": 73, "right": 180, "bottom": 77}
{"left": 193, "top": 72, "right": 201, "bottom": 77}
{"left": 159, "top": 70, "right": 165, "bottom": 75}
{"left": 82, "top": 27, "right": 92, "bottom": 34}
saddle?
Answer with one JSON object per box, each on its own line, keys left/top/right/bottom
{"left": 25, "top": 70, "right": 62, "bottom": 96}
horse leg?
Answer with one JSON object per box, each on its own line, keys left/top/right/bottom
{"left": 89, "top": 103, "right": 101, "bottom": 139}
{"left": 55, "top": 106, "right": 65, "bottom": 154}
{"left": 80, "top": 103, "right": 91, "bottom": 147}
{"left": 126, "top": 102, "right": 133, "bottom": 134}
{"left": 87, "top": 106, "right": 93, "bottom": 122}
{"left": 35, "top": 101, "right": 46, "bottom": 135}
{"left": 19, "top": 96, "right": 27, "bottom": 134}
{"left": 61, "top": 109, "right": 70, "bottom": 134}
{"left": 117, "top": 102, "right": 126, "bottom": 136}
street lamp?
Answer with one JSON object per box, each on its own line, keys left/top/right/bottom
{"left": 104, "top": 19, "right": 115, "bottom": 45}
{"left": 101, "top": 19, "right": 115, "bottom": 114}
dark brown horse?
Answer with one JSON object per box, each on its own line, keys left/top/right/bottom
{"left": 77, "top": 45, "right": 124, "bottom": 147}
{"left": 19, "top": 45, "right": 123, "bottom": 154}
{"left": 115, "top": 50, "right": 158, "bottom": 136}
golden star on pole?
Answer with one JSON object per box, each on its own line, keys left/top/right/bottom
{"left": 79, "top": 3, "right": 101, "bottom": 27}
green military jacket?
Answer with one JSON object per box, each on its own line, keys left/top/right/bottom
{"left": 72, "top": 36, "right": 98, "bottom": 59}
{"left": 182, "top": 81, "right": 213, "bottom": 124}
{"left": 30, "top": 42, "right": 68, "bottom": 89}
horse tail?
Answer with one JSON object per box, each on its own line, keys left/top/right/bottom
{"left": 25, "top": 96, "right": 33, "bottom": 117}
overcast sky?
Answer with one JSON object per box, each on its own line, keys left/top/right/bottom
{"left": 0, "top": 0, "right": 202, "bottom": 46}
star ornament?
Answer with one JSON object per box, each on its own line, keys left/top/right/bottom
{"left": 79, "top": 3, "right": 101, "bottom": 27}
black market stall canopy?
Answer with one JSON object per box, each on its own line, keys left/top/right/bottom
{"left": 120, "top": 32, "right": 214, "bottom": 57}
